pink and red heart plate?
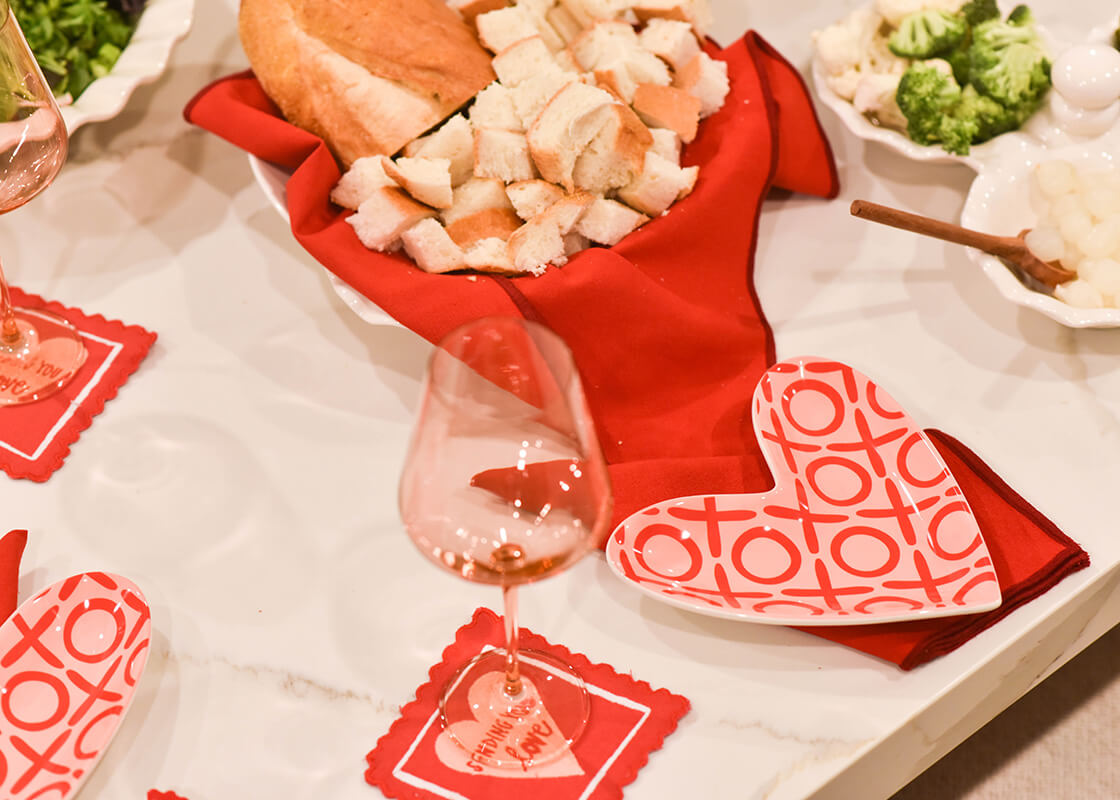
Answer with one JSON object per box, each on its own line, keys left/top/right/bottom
{"left": 605, "top": 357, "right": 1002, "bottom": 625}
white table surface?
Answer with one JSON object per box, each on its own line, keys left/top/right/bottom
{"left": 6, "top": 0, "right": 1119, "bottom": 797}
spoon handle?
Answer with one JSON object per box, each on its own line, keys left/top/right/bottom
{"left": 849, "top": 199, "right": 1019, "bottom": 258}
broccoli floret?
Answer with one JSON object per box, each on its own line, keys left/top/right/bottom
{"left": 896, "top": 60, "right": 963, "bottom": 145}
{"left": 968, "top": 13, "right": 1051, "bottom": 109}
{"left": 960, "top": 0, "right": 1000, "bottom": 26}
{"left": 1006, "top": 4, "right": 1033, "bottom": 26}
{"left": 888, "top": 9, "right": 968, "bottom": 58}
{"left": 946, "top": 40, "right": 972, "bottom": 85}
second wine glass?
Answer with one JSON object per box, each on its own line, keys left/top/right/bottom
{"left": 399, "top": 316, "right": 612, "bottom": 771}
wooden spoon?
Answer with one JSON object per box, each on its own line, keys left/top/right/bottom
{"left": 850, "top": 199, "right": 1076, "bottom": 289}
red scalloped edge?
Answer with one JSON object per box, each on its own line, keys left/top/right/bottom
{"left": 365, "top": 607, "right": 690, "bottom": 800}
{"left": 0, "top": 288, "right": 157, "bottom": 482}
{"left": 147, "top": 791, "right": 189, "bottom": 800}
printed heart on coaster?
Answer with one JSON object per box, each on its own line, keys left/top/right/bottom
{"left": 605, "top": 357, "right": 1002, "bottom": 625}
{"left": 435, "top": 671, "right": 585, "bottom": 778}
{"left": 0, "top": 572, "right": 151, "bottom": 798}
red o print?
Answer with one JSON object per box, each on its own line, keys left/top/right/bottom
{"left": 896, "top": 432, "right": 947, "bottom": 488}
{"left": 805, "top": 456, "right": 872, "bottom": 506}
{"left": 854, "top": 596, "right": 925, "bottom": 614}
{"left": 928, "top": 502, "right": 981, "bottom": 560}
{"left": 74, "top": 705, "right": 123, "bottom": 759}
{"left": 781, "top": 379, "right": 846, "bottom": 436}
{"left": 633, "top": 524, "right": 703, "bottom": 582}
{"left": 26, "top": 783, "right": 71, "bottom": 799}
{"left": 2, "top": 671, "right": 69, "bottom": 731}
{"left": 63, "top": 598, "right": 126, "bottom": 664}
{"left": 730, "top": 527, "right": 801, "bottom": 584}
{"left": 751, "top": 600, "right": 824, "bottom": 616}
{"left": 830, "top": 526, "right": 901, "bottom": 578}
{"left": 125, "top": 639, "right": 150, "bottom": 687}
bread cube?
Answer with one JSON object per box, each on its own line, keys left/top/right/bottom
{"left": 506, "top": 179, "right": 566, "bottom": 220}
{"left": 402, "top": 114, "right": 475, "bottom": 187}
{"left": 442, "top": 176, "right": 516, "bottom": 227}
{"left": 401, "top": 218, "right": 467, "bottom": 273}
{"left": 632, "top": 83, "right": 701, "bottom": 142}
{"left": 445, "top": 207, "right": 524, "bottom": 247}
{"left": 572, "top": 101, "right": 652, "bottom": 194}
{"left": 347, "top": 187, "right": 437, "bottom": 251}
{"left": 476, "top": 5, "right": 540, "bottom": 52}
{"left": 527, "top": 81, "right": 615, "bottom": 190}
{"left": 380, "top": 156, "right": 454, "bottom": 209}
{"left": 331, "top": 156, "right": 398, "bottom": 210}
{"left": 575, "top": 196, "right": 649, "bottom": 245}
{"left": 474, "top": 128, "right": 538, "bottom": 182}
{"left": 674, "top": 51, "right": 730, "bottom": 118}
{"left": 638, "top": 18, "right": 700, "bottom": 71}
{"left": 507, "top": 217, "right": 568, "bottom": 272}
{"left": 464, "top": 236, "right": 520, "bottom": 273}
{"left": 617, "top": 150, "right": 698, "bottom": 215}
{"left": 451, "top": 0, "right": 509, "bottom": 25}
{"left": 492, "top": 36, "right": 562, "bottom": 87}
{"left": 470, "top": 82, "right": 524, "bottom": 131}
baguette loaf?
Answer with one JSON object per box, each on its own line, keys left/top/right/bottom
{"left": 239, "top": 0, "right": 495, "bottom": 166}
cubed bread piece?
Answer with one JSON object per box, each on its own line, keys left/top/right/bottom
{"left": 445, "top": 206, "right": 524, "bottom": 247}
{"left": 506, "top": 179, "right": 566, "bottom": 220}
{"left": 401, "top": 218, "right": 467, "bottom": 273}
{"left": 572, "top": 101, "right": 652, "bottom": 194}
{"left": 510, "top": 71, "right": 580, "bottom": 128}
{"left": 347, "top": 187, "right": 437, "bottom": 251}
{"left": 475, "top": 5, "right": 540, "bottom": 52}
{"left": 451, "top": 0, "right": 509, "bottom": 24}
{"left": 380, "top": 155, "right": 454, "bottom": 209}
{"left": 403, "top": 114, "right": 475, "bottom": 187}
{"left": 622, "top": 47, "right": 673, "bottom": 86}
{"left": 537, "top": 190, "right": 595, "bottom": 233}
{"left": 674, "top": 51, "right": 730, "bottom": 118}
{"left": 629, "top": 0, "right": 713, "bottom": 35}
{"left": 464, "top": 236, "right": 520, "bottom": 274}
{"left": 593, "top": 63, "right": 638, "bottom": 102}
{"left": 442, "top": 176, "right": 515, "bottom": 227}
{"left": 516, "top": 0, "right": 568, "bottom": 51}
{"left": 632, "top": 83, "right": 701, "bottom": 142}
{"left": 492, "top": 36, "right": 563, "bottom": 87}
{"left": 474, "top": 128, "right": 538, "bottom": 182}
{"left": 470, "top": 82, "right": 524, "bottom": 131}
{"left": 616, "top": 150, "right": 697, "bottom": 215}
{"left": 527, "top": 81, "right": 616, "bottom": 191}
{"left": 546, "top": 4, "right": 584, "bottom": 43}
{"left": 569, "top": 20, "right": 641, "bottom": 70}
{"left": 563, "top": 231, "right": 590, "bottom": 256}
{"left": 575, "top": 196, "right": 648, "bottom": 245}
{"left": 638, "top": 18, "right": 700, "bottom": 71}
{"left": 331, "top": 156, "right": 398, "bottom": 210}
{"left": 559, "top": 0, "right": 623, "bottom": 27}
{"left": 507, "top": 217, "right": 567, "bottom": 272}
{"left": 647, "top": 126, "right": 681, "bottom": 163}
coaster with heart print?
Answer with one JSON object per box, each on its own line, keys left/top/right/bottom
{"left": 365, "top": 608, "right": 689, "bottom": 800}
{"left": 0, "top": 288, "right": 156, "bottom": 482}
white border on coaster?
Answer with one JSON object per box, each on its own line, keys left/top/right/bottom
{"left": 392, "top": 646, "right": 654, "bottom": 799}
{"left": 0, "top": 310, "right": 124, "bottom": 462}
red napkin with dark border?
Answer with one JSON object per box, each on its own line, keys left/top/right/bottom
{"left": 185, "top": 32, "right": 1088, "bottom": 669}
{"left": 0, "top": 530, "right": 27, "bottom": 622}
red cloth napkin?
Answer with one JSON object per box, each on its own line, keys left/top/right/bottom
{"left": 0, "top": 288, "right": 157, "bottom": 482}
{"left": 184, "top": 32, "right": 1088, "bottom": 670}
{"left": 148, "top": 791, "right": 189, "bottom": 800}
{"left": 0, "top": 530, "right": 27, "bottom": 622}
{"left": 365, "top": 607, "right": 689, "bottom": 799}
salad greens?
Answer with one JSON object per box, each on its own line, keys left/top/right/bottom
{"left": 8, "top": 0, "right": 148, "bottom": 100}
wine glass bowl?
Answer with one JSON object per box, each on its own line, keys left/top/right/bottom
{"left": 399, "top": 316, "right": 612, "bottom": 770}
{"left": 0, "top": 0, "right": 85, "bottom": 405}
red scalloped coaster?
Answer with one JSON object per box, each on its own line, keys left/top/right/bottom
{"left": 0, "top": 288, "right": 156, "bottom": 482}
{"left": 366, "top": 608, "right": 690, "bottom": 800}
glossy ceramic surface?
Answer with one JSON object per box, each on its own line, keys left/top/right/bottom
{"left": 60, "top": 0, "right": 194, "bottom": 132}
{"left": 0, "top": 572, "right": 151, "bottom": 799}
{"left": 605, "top": 357, "right": 1002, "bottom": 625}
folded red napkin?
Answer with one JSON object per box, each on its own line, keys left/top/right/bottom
{"left": 0, "top": 530, "right": 27, "bottom": 622}
{"left": 0, "top": 288, "right": 157, "bottom": 482}
{"left": 185, "top": 32, "right": 1088, "bottom": 670}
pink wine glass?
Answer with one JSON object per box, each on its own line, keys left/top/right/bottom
{"left": 0, "top": 1, "right": 85, "bottom": 405}
{"left": 399, "top": 317, "right": 612, "bottom": 770}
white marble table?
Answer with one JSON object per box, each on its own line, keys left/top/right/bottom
{"left": 6, "top": 0, "right": 1119, "bottom": 797}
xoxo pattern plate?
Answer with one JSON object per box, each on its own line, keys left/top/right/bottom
{"left": 605, "top": 357, "right": 1002, "bottom": 625}
{"left": 0, "top": 572, "right": 151, "bottom": 798}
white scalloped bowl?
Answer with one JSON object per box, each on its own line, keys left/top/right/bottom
{"left": 960, "top": 134, "right": 1120, "bottom": 328}
{"left": 59, "top": 0, "right": 195, "bottom": 133}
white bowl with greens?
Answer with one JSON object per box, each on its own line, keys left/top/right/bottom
{"left": 811, "top": 0, "right": 1059, "bottom": 170}
{"left": 11, "top": 0, "right": 194, "bottom": 133}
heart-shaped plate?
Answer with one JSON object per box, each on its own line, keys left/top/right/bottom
{"left": 605, "top": 357, "right": 1002, "bottom": 625}
{"left": 0, "top": 572, "right": 151, "bottom": 798}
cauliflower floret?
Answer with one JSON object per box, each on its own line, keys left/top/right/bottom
{"left": 853, "top": 72, "right": 907, "bottom": 128}
{"left": 826, "top": 68, "right": 864, "bottom": 100}
{"left": 874, "top": 0, "right": 964, "bottom": 28}
{"left": 812, "top": 5, "right": 882, "bottom": 77}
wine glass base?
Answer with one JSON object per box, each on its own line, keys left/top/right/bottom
{"left": 0, "top": 308, "right": 87, "bottom": 405}
{"left": 438, "top": 647, "right": 590, "bottom": 771}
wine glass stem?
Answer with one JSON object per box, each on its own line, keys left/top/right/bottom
{"left": 502, "top": 584, "right": 523, "bottom": 698}
{"left": 0, "top": 257, "right": 19, "bottom": 345}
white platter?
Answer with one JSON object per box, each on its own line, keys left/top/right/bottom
{"left": 247, "top": 154, "right": 397, "bottom": 327}
{"left": 60, "top": 0, "right": 195, "bottom": 133}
